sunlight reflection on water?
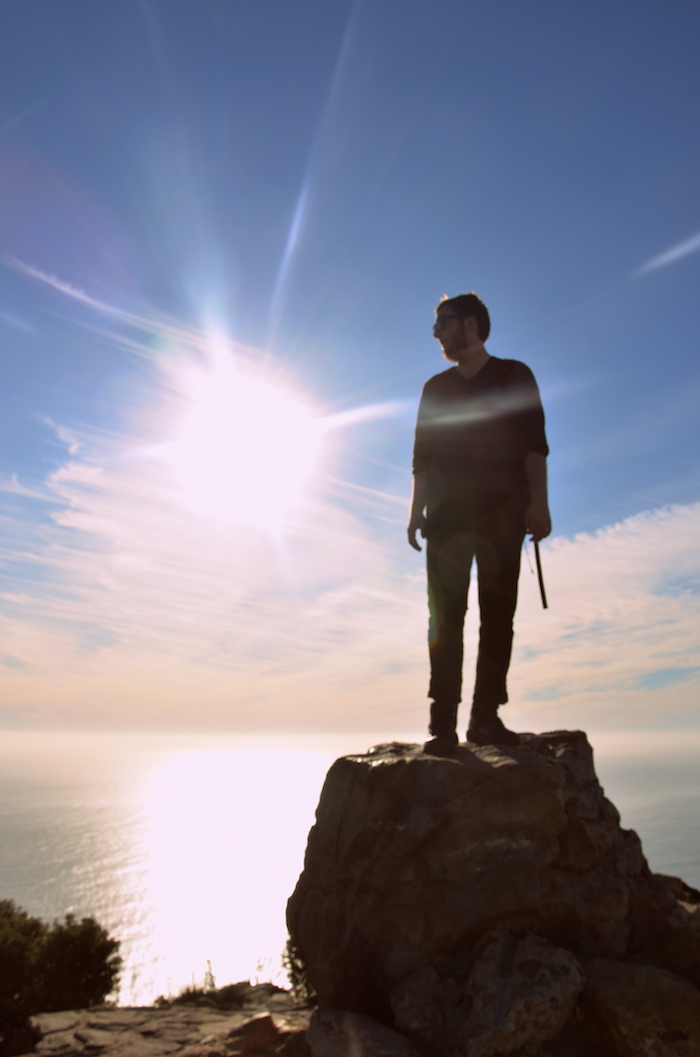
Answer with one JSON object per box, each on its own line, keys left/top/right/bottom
{"left": 0, "top": 733, "right": 342, "bottom": 1004}
{"left": 133, "top": 745, "right": 335, "bottom": 1003}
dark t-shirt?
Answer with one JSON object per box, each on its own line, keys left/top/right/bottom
{"left": 412, "top": 357, "right": 549, "bottom": 534}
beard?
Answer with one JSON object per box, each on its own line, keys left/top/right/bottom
{"left": 440, "top": 339, "right": 468, "bottom": 364}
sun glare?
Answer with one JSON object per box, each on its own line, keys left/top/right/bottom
{"left": 162, "top": 346, "right": 322, "bottom": 531}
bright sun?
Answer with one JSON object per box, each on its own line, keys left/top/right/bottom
{"left": 162, "top": 346, "right": 323, "bottom": 531}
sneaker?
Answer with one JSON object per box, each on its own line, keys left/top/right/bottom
{"left": 466, "top": 715, "right": 520, "bottom": 747}
{"left": 423, "top": 732, "right": 459, "bottom": 757}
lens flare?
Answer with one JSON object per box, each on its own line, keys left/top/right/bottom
{"left": 160, "top": 345, "right": 322, "bottom": 532}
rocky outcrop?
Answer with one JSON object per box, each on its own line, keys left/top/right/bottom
{"left": 15, "top": 987, "right": 312, "bottom": 1057}
{"left": 287, "top": 731, "right": 700, "bottom": 1056}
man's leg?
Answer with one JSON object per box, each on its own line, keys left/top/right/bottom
{"left": 425, "top": 533, "right": 474, "bottom": 752}
{"left": 467, "top": 505, "right": 525, "bottom": 746}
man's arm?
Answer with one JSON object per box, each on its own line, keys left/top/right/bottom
{"left": 524, "top": 452, "right": 551, "bottom": 542}
{"left": 407, "top": 472, "right": 429, "bottom": 551}
{"left": 409, "top": 380, "right": 433, "bottom": 552}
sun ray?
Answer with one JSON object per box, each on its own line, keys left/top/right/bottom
{"left": 266, "top": 1, "right": 362, "bottom": 348}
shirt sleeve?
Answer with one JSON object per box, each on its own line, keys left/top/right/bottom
{"left": 508, "top": 362, "right": 549, "bottom": 459}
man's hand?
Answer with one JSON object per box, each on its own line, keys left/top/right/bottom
{"left": 407, "top": 511, "right": 427, "bottom": 551}
{"left": 525, "top": 499, "right": 552, "bottom": 543}
{"left": 408, "top": 473, "right": 429, "bottom": 551}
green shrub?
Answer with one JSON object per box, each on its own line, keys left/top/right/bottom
{"left": 37, "top": 914, "right": 121, "bottom": 1013}
{"left": 0, "top": 901, "right": 46, "bottom": 1034}
{"left": 0, "top": 900, "right": 121, "bottom": 1043}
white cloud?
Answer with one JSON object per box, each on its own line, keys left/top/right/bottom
{"left": 508, "top": 504, "right": 700, "bottom": 732}
{"left": 0, "top": 308, "right": 34, "bottom": 334}
{"left": 0, "top": 472, "right": 53, "bottom": 499}
{"left": 1, "top": 266, "right": 699, "bottom": 735}
{"left": 0, "top": 414, "right": 425, "bottom": 731}
{"left": 0, "top": 264, "right": 424, "bottom": 732}
{"left": 2, "top": 418, "right": 700, "bottom": 740}
{"left": 638, "top": 229, "right": 700, "bottom": 273}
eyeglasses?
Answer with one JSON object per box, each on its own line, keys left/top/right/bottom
{"left": 433, "top": 313, "right": 461, "bottom": 332}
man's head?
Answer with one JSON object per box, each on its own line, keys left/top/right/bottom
{"left": 433, "top": 292, "right": 491, "bottom": 362}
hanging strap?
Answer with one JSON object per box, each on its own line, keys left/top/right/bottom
{"left": 534, "top": 540, "right": 548, "bottom": 609}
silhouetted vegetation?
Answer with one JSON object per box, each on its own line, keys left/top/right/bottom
{"left": 282, "top": 938, "right": 316, "bottom": 1005}
{"left": 155, "top": 979, "right": 253, "bottom": 1010}
{"left": 0, "top": 899, "right": 121, "bottom": 1051}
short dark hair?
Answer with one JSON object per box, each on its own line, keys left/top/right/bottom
{"left": 437, "top": 292, "right": 491, "bottom": 341}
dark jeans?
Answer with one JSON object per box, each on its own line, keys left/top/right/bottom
{"left": 426, "top": 500, "right": 526, "bottom": 723}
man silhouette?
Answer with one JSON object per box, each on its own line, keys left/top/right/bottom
{"left": 408, "top": 293, "right": 551, "bottom": 754}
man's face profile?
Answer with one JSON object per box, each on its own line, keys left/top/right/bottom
{"left": 434, "top": 307, "right": 467, "bottom": 363}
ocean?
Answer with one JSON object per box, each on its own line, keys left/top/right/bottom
{"left": 1, "top": 729, "right": 699, "bottom": 1006}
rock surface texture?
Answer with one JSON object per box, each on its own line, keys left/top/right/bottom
{"left": 15, "top": 987, "right": 312, "bottom": 1057}
{"left": 287, "top": 731, "right": 700, "bottom": 1056}
{"left": 306, "top": 1009, "right": 419, "bottom": 1057}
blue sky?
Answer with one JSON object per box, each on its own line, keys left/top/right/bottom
{"left": 1, "top": 0, "right": 699, "bottom": 735}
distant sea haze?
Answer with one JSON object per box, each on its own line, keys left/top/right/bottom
{"left": 0, "top": 731, "right": 698, "bottom": 1005}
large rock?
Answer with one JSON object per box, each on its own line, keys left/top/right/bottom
{"left": 306, "top": 1009, "right": 419, "bottom": 1057}
{"left": 286, "top": 731, "right": 700, "bottom": 1054}
{"left": 391, "top": 931, "right": 584, "bottom": 1057}
{"left": 582, "top": 959, "right": 700, "bottom": 1056}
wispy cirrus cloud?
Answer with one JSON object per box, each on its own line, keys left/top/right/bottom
{"left": 2, "top": 407, "right": 700, "bottom": 738}
{"left": 3, "top": 255, "right": 212, "bottom": 354}
{"left": 508, "top": 502, "right": 700, "bottom": 732}
{"left": 0, "top": 307, "right": 35, "bottom": 333}
{"left": 0, "top": 417, "right": 421, "bottom": 731}
{"left": 638, "top": 229, "right": 700, "bottom": 273}
{"left": 3, "top": 260, "right": 700, "bottom": 736}
{"left": 0, "top": 472, "right": 54, "bottom": 500}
